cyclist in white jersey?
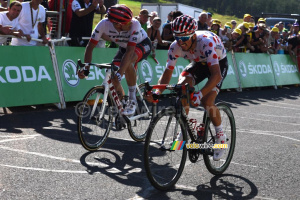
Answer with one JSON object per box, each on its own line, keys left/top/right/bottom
{"left": 78, "top": 4, "right": 151, "bottom": 116}
{"left": 147, "top": 15, "right": 228, "bottom": 161}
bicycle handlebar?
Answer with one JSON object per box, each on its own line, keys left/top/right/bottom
{"left": 77, "top": 59, "right": 119, "bottom": 74}
{"left": 144, "top": 82, "right": 195, "bottom": 104}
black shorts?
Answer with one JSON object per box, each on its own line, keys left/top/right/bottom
{"left": 181, "top": 57, "right": 228, "bottom": 90}
{"left": 112, "top": 37, "right": 151, "bottom": 68}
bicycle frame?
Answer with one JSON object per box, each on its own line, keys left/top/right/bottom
{"left": 89, "top": 67, "right": 152, "bottom": 123}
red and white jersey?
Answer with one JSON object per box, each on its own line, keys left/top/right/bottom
{"left": 90, "top": 18, "right": 148, "bottom": 48}
{"left": 167, "top": 31, "right": 227, "bottom": 69}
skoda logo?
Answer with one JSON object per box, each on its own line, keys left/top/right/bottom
{"left": 273, "top": 61, "right": 280, "bottom": 77}
{"left": 63, "top": 59, "right": 79, "bottom": 87}
{"left": 141, "top": 60, "right": 153, "bottom": 83}
{"left": 239, "top": 61, "right": 247, "bottom": 78}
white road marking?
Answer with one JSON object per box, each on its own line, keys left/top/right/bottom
{"left": 238, "top": 116, "right": 300, "bottom": 126}
{"left": 0, "top": 145, "right": 142, "bottom": 174}
{"left": 255, "top": 113, "right": 300, "bottom": 119}
{"left": 238, "top": 129, "right": 300, "bottom": 142}
{"left": 0, "top": 135, "right": 40, "bottom": 143}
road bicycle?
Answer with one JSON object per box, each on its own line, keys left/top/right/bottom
{"left": 76, "top": 60, "right": 154, "bottom": 151}
{"left": 143, "top": 83, "right": 236, "bottom": 190}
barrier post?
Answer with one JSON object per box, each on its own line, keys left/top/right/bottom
{"left": 48, "top": 39, "right": 69, "bottom": 109}
{"left": 268, "top": 54, "right": 278, "bottom": 89}
{"left": 231, "top": 51, "right": 242, "bottom": 92}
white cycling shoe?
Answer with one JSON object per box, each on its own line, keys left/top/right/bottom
{"left": 122, "top": 100, "right": 136, "bottom": 116}
{"left": 213, "top": 130, "right": 227, "bottom": 161}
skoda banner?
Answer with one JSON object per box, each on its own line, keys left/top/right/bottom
{"left": 0, "top": 46, "right": 60, "bottom": 107}
{"left": 234, "top": 53, "right": 276, "bottom": 88}
{"left": 137, "top": 49, "right": 187, "bottom": 87}
{"left": 55, "top": 47, "right": 119, "bottom": 102}
{"left": 270, "top": 54, "right": 300, "bottom": 85}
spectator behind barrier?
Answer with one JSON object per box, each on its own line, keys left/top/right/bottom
{"left": 206, "top": 12, "right": 212, "bottom": 27}
{"left": 0, "top": 1, "right": 30, "bottom": 45}
{"left": 210, "top": 19, "right": 222, "bottom": 36}
{"left": 0, "top": 0, "right": 7, "bottom": 11}
{"left": 289, "top": 22, "right": 299, "bottom": 37}
{"left": 231, "top": 20, "right": 237, "bottom": 30}
{"left": 197, "top": 12, "right": 208, "bottom": 30}
{"left": 68, "top": 0, "right": 106, "bottom": 47}
{"left": 225, "top": 28, "right": 241, "bottom": 51}
{"left": 243, "top": 14, "right": 252, "bottom": 22}
{"left": 138, "top": 9, "right": 151, "bottom": 32}
{"left": 11, "top": 0, "right": 48, "bottom": 46}
{"left": 158, "top": 10, "right": 183, "bottom": 50}
{"left": 287, "top": 34, "right": 300, "bottom": 64}
{"left": 267, "top": 27, "right": 280, "bottom": 54}
{"left": 147, "top": 17, "right": 168, "bottom": 59}
{"left": 220, "top": 22, "right": 232, "bottom": 45}
{"left": 253, "top": 18, "right": 266, "bottom": 31}
{"left": 250, "top": 23, "right": 268, "bottom": 53}
{"left": 162, "top": 11, "right": 172, "bottom": 29}
{"left": 235, "top": 22, "right": 252, "bottom": 52}
{"left": 147, "top": 11, "right": 157, "bottom": 28}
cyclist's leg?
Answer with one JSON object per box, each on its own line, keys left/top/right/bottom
{"left": 178, "top": 61, "right": 209, "bottom": 115}
{"left": 122, "top": 38, "right": 151, "bottom": 115}
{"left": 111, "top": 48, "right": 126, "bottom": 99}
{"left": 201, "top": 57, "right": 228, "bottom": 160}
{"left": 201, "top": 57, "right": 228, "bottom": 127}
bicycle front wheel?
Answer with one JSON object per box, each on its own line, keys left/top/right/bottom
{"left": 144, "top": 107, "right": 187, "bottom": 191}
{"left": 77, "top": 86, "right": 113, "bottom": 151}
{"left": 203, "top": 103, "right": 236, "bottom": 175}
{"left": 127, "top": 83, "right": 153, "bottom": 142}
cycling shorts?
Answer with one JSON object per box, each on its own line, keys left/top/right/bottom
{"left": 112, "top": 37, "right": 151, "bottom": 69}
{"left": 181, "top": 57, "right": 228, "bottom": 90}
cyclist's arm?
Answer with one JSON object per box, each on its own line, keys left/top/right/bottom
{"left": 84, "top": 41, "right": 97, "bottom": 65}
{"left": 77, "top": 41, "right": 96, "bottom": 79}
{"left": 200, "top": 64, "right": 222, "bottom": 96}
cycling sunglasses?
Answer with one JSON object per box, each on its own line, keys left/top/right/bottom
{"left": 174, "top": 34, "right": 194, "bottom": 42}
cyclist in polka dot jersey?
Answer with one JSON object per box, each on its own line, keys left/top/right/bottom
{"left": 148, "top": 15, "right": 228, "bottom": 161}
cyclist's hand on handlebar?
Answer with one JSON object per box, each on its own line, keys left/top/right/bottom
{"left": 78, "top": 70, "right": 86, "bottom": 79}
{"left": 144, "top": 90, "right": 160, "bottom": 103}
{"left": 191, "top": 91, "right": 203, "bottom": 107}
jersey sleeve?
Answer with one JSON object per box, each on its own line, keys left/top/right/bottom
{"left": 90, "top": 20, "right": 106, "bottom": 45}
{"left": 166, "top": 42, "right": 182, "bottom": 70}
{"left": 127, "top": 21, "right": 141, "bottom": 46}
{"left": 72, "top": 0, "right": 81, "bottom": 12}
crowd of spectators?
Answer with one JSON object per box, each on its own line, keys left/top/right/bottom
{"left": 0, "top": 2, "right": 299, "bottom": 62}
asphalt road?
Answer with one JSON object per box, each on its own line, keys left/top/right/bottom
{"left": 1, "top": 86, "right": 300, "bottom": 200}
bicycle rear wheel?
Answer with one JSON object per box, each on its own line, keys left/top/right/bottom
{"left": 127, "top": 83, "right": 153, "bottom": 142}
{"left": 203, "top": 103, "right": 236, "bottom": 175}
{"left": 144, "top": 107, "right": 187, "bottom": 191}
{"left": 77, "top": 86, "right": 113, "bottom": 151}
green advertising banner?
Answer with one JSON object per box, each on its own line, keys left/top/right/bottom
{"left": 270, "top": 54, "right": 300, "bottom": 85}
{"left": 55, "top": 47, "right": 120, "bottom": 102}
{"left": 136, "top": 49, "right": 188, "bottom": 86}
{"left": 222, "top": 52, "right": 239, "bottom": 89}
{"left": 234, "top": 53, "right": 276, "bottom": 88}
{"left": 0, "top": 46, "right": 60, "bottom": 107}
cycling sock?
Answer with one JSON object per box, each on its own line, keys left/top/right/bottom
{"left": 214, "top": 124, "right": 223, "bottom": 133}
{"left": 128, "top": 86, "right": 136, "bottom": 101}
